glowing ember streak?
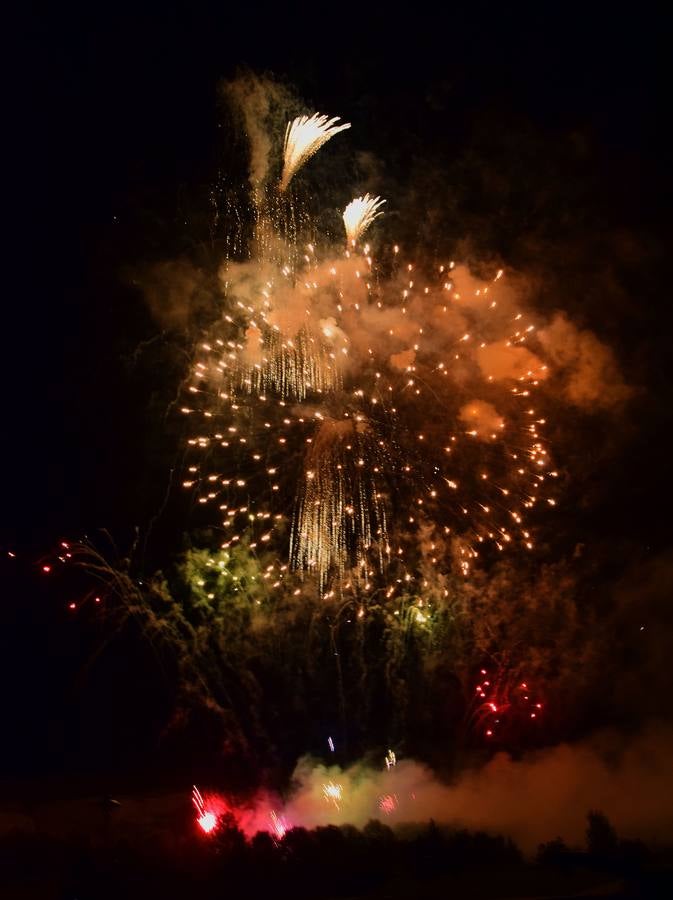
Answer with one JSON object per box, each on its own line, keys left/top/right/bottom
{"left": 280, "top": 113, "right": 351, "bottom": 191}
{"left": 385, "top": 749, "right": 397, "bottom": 769}
{"left": 343, "top": 194, "right": 386, "bottom": 245}
{"left": 328, "top": 736, "right": 335, "bottom": 752}
{"left": 322, "top": 781, "right": 343, "bottom": 808}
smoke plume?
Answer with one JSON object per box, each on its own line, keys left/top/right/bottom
{"left": 237, "top": 723, "right": 673, "bottom": 853}
{"left": 538, "top": 313, "right": 632, "bottom": 410}
{"left": 222, "top": 72, "right": 297, "bottom": 190}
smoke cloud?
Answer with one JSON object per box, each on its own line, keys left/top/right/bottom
{"left": 222, "top": 73, "right": 297, "bottom": 189}
{"left": 477, "top": 340, "right": 547, "bottom": 382}
{"left": 458, "top": 400, "right": 504, "bottom": 438}
{"left": 5, "top": 725, "right": 672, "bottom": 855}
{"left": 135, "top": 260, "right": 213, "bottom": 330}
{"left": 218, "top": 251, "right": 631, "bottom": 420}
{"left": 236, "top": 723, "right": 673, "bottom": 853}
{"left": 538, "top": 313, "right": 632, "bottom": 410}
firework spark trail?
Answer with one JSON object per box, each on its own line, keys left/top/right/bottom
{"left": 280, "top": 113, "right": 351, "bottom": 191}
{"left": 322, "top": 781, "right": 343, "bottom": 808}
{"left": 343, "top": 194, "right": 386, "bottom": 245}
{"left": 269, "top": 810, "right": 289, "bottom": 840}
{"left": 193, "top": 785, "right": 218, "bottom": 834}
{"left": 242, "top": 322, "right": 343, "bottom": 401}
{"left": 290, "top": 416, "right": 389, "bottom": 588}
{"left": 468, "top": 667, "right": 544, "bottom": 740}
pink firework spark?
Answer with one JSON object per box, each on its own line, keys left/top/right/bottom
{"left": 378, "top": 794, "right": 398, "bottom": 815}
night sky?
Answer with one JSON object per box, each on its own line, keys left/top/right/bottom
{"left": 3, "top": 6, "right": 672, "bottom": 785}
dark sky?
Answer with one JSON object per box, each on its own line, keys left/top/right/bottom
{"left": 2, "top": 5, "right": 671, "bottom": 777}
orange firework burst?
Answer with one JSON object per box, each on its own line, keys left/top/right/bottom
{"left": 181, "top": 116, "right": 558, "bottom": 597}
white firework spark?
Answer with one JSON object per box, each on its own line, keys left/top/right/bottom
{"left": 322, "top": 781, "right": 343, "bottom": 808}
{"left": 280, "top": 113, "right": 351, "bottom": 192}
{"left": 343, "top": 194, "right": 386, "bottom": 245}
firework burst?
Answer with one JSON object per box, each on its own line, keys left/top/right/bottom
{"left": 343, "top": 194, "right": 386, "bottom": 245}
{"left": 378, "top": 793, "right": 398, "bottom": 815}
{"left": 466, "top": 667, "right": 544, "bottom": 742}
{"left": 322, "top": 781, "right": 343, "bottom": 808}
{"left": 193, "top": 785, "right": 219, "bottom": 835}
{"left": 280, "top": 112, "right": 351, "bottom": 192}
{"left": 185, "top": 252, "right": 554, "bottom": 590}
{"left": 269, "top": 810, "right": 290, "bottom": 840}
{"left": 182, "top": 112, "right": 558, "bottom": 595}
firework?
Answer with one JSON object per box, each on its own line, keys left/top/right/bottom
{"left": 187, "top": 252, "right": 554, "bottom": 588}
{"left": 378, "top": 793, "right": 398, "bottom": 815}
{"left": 192, "top": 785, "right": 218, "bottom": 835}
{"left": 467, "top": 668, "right": 544, "bottom": 741}
{"left": 343, "top": 194, "right": 386, "bottom": 245}
{"left": 322, "top": 781, "right": 343, "bottom": 808}
{"left": 280, "top": 113, "right": 351, "bottom": 192}
{"left": 269, "top": 810, "right": 289, "bottom": 840}
{"left": 290, "top": 415, "right": 389, "bottom": 587}
{"left": 183, "top": 112, "right": 557, "bottom": 593}
{"left": 242, "top": 320, "right": 343, "bottom": 402}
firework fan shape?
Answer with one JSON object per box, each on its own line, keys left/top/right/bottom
{"left": 183, "top": 116, "right": 558, "bottom": 594}
{"left": 280, "top": 112, "right": 351, "bottom": 191}
{"left": 343, "top": 194, "right": 386, "bottom": 245}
